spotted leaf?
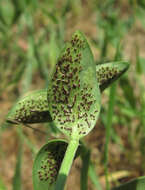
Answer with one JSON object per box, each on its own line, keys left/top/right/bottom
{"left": 47, "top": 30, "right": 101, "bottom": 139}
{"left": 7, "top": 89, "right": 52, "bottom": 124}
{"left": 7, "top": 61, "right": 128, "bottom": 125}
{"left": 33, "top": 139, "right": 80, "bottom": 190}
{"left": 96, "top": 61, "right": 129, "bottom": 92}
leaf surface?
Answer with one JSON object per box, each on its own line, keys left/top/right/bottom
{"left": 7, "top": 61, "right": 129, "bottom": 125}
{"left": 33, "top": 139, "right": 80, "bottom": 190}
{"left": 47, "top": 30, "right": 101, "bottom": 139}
{"left": 7, "top": 89, "right": 52, "bottom": 124}
{"left": 96, "top": 61, "right": 129, "bottom": 92}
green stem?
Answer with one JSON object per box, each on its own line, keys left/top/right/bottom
{"left": 104, "top": 83, "right": 117, "bottom": 190}
{"left": 80, "top": 147, "right": 90, "bottom": 190}
{"left": 55, "top": 138, "right": 79, "bottom": 190}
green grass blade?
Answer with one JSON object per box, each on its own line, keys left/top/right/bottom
{"left": 33, "top": 42, "right": 49, "bottom": 83}
{"left": 89, "top": 162, "right": 102, "bottom": 190}
{"left": 104, "top": 82, "right": 117, "bottom": 190}
{"left": 16, "top": 126, "right": 37, "bottom": 155}
{"left": 119, "top": 77, "right": 136, "bottom": 108}
{"left": 80, "top": 148, "right": 90, "bottom": 190}
{"left": 21, "top": 61, "right": 33, "bottom": 94}
{"left": 135, "top": 45, "right": 142, "bottom": 75}
{"left": 12, "top": 140, "right": 23, "bottom": 190}
{"left": 103, "top": 42, "right": 128, "bottom": 190}
{"left": 10, "top": 62, "right": 26, "bottom": 84}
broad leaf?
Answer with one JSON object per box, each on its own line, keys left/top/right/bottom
{"left": 47, "top": 30, "right": 101, "bottom": 139}
{"left": 7, "top": 61, "right": 129, "bottom": 125}
{"left": 96, "top": 61, "right": 129, "bottom": 92}
{"left": 33, "top": 139, "right": 80, "bottom": 190}
{"left": 7, "top": 89, "right": 52, "bottom": 124}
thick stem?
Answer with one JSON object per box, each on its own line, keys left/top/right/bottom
{"left": 55, "top": 138, "right": 79, "bottom": 190}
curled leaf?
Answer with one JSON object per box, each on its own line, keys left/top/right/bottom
{"left": 7, "top": 89, "right": 52, "bottom": 124}
{"left": 96, "top": 61, "right": 129, "bottom": 92}
{"left": 33, "top": 139, "right": 80, "bottom": 190}
{"left": 47, "top": 30, "right": 101, "bottom": 139}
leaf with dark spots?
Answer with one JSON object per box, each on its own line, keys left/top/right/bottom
{"left": 7, "top": 89, "right": 52, "bottom": 124}
{"left": 96, "top": 61, "right": 129, "bottom": 92}
{"left": 7, "top": 61, "right": 128, "bottom": 126}
{"left": 33, "top": 139, "right": 81, "bottom": 190}
{"left": 47, "top": 30, "right": 101, "bottom": 139}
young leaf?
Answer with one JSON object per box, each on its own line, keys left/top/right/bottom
{"left": 7, "top": 89, "right": 52, "bottom": 124}
{"left": 33, "top": 139, "right": 80, "bottom": 190}
{"left": 96, "top": 61, "right": 129, "bottom": 92}
{"left": 112, "top": 176, "right": 145, "bottom": 190}
{"left": 47, "top": 30, "right": 101, "bottom": 139}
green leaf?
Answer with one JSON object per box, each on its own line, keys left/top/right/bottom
{"left": 33, "top": 139, "right": 80, "bottom": 190}
{"left": 47, "top": 30, "right": 101, "bottom": 139}
{"left": 7, "top": 89, "right": 52, "bottom": 124}
{"left": 119, "top": 77, "right": 136, "bottom": 108}
{"left": 12, "top": 143, "right": 22, "bottom": 190}
{"left": 0, "top": 0, "right": 15, "bottom": 26}
{"left": 112, "top": 176, "right": 145, "bottom": 190}
{"left": 96, "top": 61, "right": 129, "bottom": 92}
{"left": 88, "top": 162, "right": 102, "bottom": 190}
{"left": 7, "top": 61, "right": 129, "bottom": 126}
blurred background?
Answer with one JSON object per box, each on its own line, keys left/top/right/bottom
{"left": 0, "top": 0, "right": 145, "bottom": 189}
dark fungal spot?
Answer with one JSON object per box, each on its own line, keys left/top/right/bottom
{"left": 72, "top": 84, "right": 77, "bottom": 89}
{"left": 74, "top": 58, "right": 79, "bottom": 62}
{"left": 67, "top": 72, "right": 73, "bottom": 79}
{"left": 73, "top": 68, "right": 78, "bottom": 73}
{"left": 74, "top": 48, "right": 77, "bottom": 52}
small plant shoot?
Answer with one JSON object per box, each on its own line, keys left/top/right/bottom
{"left": 7, "top": 30, "right": 129, "bottom": 190}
